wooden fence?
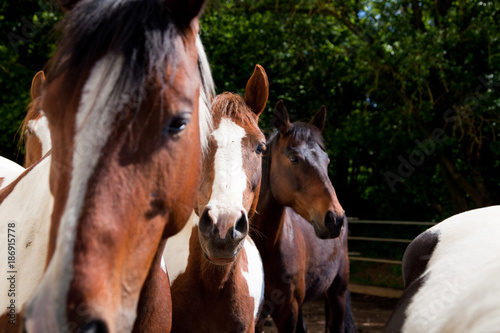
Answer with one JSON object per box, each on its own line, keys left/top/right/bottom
{"left": 348, "top": 218, "right": 436, "bottom": 265}
{"left": 347, "top": 218, "right": 436, "bottom": 297}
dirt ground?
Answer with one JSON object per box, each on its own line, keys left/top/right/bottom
{"left": 263, "top": 293, "right": 399, "bottom": 333}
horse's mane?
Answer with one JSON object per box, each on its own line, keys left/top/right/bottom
{"left": 197, "top": 35, "right": 215, "bottom": 155}
{"left": 46, "top": 0, "right": 179, "bottom": 116}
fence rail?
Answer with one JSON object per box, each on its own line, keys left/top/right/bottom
{"left": 348, "top": 219, "right": 436, "bottom": 226}
{"left": 347, "top": 218, "right": 436, "bottom": 265}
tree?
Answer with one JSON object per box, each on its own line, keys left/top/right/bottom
{"left": 200, "top": 0, "right": 500, "bottom": 220}
{"left": 1, "top": 0, "right": 498, "bottom": 220}
{"left": 0, "top": 0, "right": 63, "bottom": 164}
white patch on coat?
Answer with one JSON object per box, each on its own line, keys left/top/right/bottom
{"left": 25, "top": 55, "right": 126, "bottom": 333}
{"left": 164, "top": 212, "right": 196, "bottom": 284}
{"left": 0, "top": 156, "right": 25, "bottom": 190}
{"left": 0, "top": 156, "right": 53, "bottom": 317}
{"left": 435, "top": 259, "right": 500, "bottom": 333}
{"left": 402, "top": 205, "right": 500, "bottom": 333}
{"left": 241, "top": 236, "right": 265, "bottom": 320}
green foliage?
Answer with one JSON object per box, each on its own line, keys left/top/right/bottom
{"left": 1, "top": 0, "right": 498, "bottom": 221}
{"left": 201, "top": 0, "right": 500, "bottom": 220}
{"left": 0, "top": 0, "right": 62, "bottom": 164}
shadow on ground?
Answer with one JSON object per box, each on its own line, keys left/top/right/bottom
{"left": 263, "top": 293, "right": 399, "bottom": 333}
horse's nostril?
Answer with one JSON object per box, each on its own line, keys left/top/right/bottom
{"left": 335, "top": 214, "right": 344, "bottom": 229}
{"left": 233, "top": 212, "right": 248, "bottom": 240}
{"left": 198, "top": 208, "right": 214, "bottom": 236}
{"left": 81, "top": 320, "right": 109, "bottom": 333}
{"left": 325, "top": 211, "right": 335, "bottom": 228}
{"left": 324, "top": 211, "right": 343, "bottom": 238}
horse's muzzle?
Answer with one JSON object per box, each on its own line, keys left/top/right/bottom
{"left": 198, "top": 207, "right": 248, "bottom": 264}
{"left": 320, "top": 210, "right": 344, "bottom": 239}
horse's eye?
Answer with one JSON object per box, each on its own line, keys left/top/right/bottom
{"left": 163, "top": 115, "right": 190, "bottom": 136}
{"left": 289, "top": 155, "right": 299, "bottom": 163}
{"left": 256, "top": 143, "right": 266, "bottom": 154}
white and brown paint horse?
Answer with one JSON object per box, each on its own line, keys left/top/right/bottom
{"left": 21, "top": 70, "right": 52, "bottom": 168}
{"left": 0, "top": 71, "right": 49, "bottom": 190}
{"left": 253, "top": 101, "right": 356, "bottom": 333}
{"left": 435, "top": 257, "right": 500, "bottom": 333}
{"left": 0, "top": 0, "right": 210, "bottom": 332}
{"left": 0, "top": 71, "right": 53, "bottom": 327}
{"left": 165, "top": 65, "right": 269, "bottom": 332}
{"left": 0, "top": 157, "right": 25, "bottom": 190}
{"left": 384, "top": 205, "right": 500, "bottom": 333}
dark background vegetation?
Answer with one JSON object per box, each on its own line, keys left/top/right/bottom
{"left": 1, "top": 0, "right": 499, "bottom": 286}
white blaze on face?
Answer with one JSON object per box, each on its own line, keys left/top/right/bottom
{"left": 201, "top": 118, "right": 247, "bottom": 222}
{"left": 241, "top": 237, "right": 264, "bottom": 320}
{"left": 25, "top": 55, "right": 128, "bottom": 332}
{"left": 27, "top": 113, "right": 52, "bottom": 157}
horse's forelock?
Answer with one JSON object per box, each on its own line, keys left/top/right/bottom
{"left": 47, "top": 0, "right": 180, "bottom": 122}
{"left": 287, "top": 122, "right": 326, "bottom": 151}
{"left": 212, "top": 93, "right": 259, "bottom": 131}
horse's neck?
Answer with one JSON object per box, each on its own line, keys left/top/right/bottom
{"left": 254, "top": 174, "right": 287, "bottom": 252}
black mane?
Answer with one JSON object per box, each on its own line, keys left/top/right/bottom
{"left": 267, "top": 122, "right": 325, "bottom": 152}
{"left": 47, "top": 0, "right": 180, "bottom": 112}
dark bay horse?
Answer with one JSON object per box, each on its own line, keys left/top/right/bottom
{"left": 2, "top": 0, "right": 209, "bottom": 332}
{"left": 166, "top": 65, "right": 269, "bottom": 332}
{"left": 253, "top": 101, "right": 356, "bottom": 333}
{"left": 384, "top": 205, "right": 500, "bottom": 333}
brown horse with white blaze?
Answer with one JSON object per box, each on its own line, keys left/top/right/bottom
{"left": 166, "top": 65, "right": 269, "bottom": 332}
{"left": 9, "top": 0, "right": 210, "bottom": 332}
{"left": 253, "top": 101, "right": 356, "bottom": 333}
{"left": 21, "top": 70, "right": 51, "bottom": 168}
{"left": 0, "top": 71, "right": 49, "bottom": 190}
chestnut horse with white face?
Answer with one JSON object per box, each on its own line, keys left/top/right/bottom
{"left": 253, "top": 101, "right": 356, "bottom": 333}
{"left": 0, "top": 71, "right": 49, "bottom": 190}
{"left": 165, "top": 65, "right": 269, "bottom": 332}
{"left": 21, "top": 71, "right": 51, "bottom": 168}
{"left": 0, "top": 0, "right": 210, "bottom": 332}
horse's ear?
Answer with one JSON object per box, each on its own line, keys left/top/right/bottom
{"left": 310, "top": 105, "right": 327, "bottom": 132}
{"left": 56, "top": 0, "right": 81, "bottom": 11}
{"left": 244, "top": 64, "right": 269, "bottom": 118}
{"left": 166, "top": 0, "right": 207, "bottom": 28}
{"left": 273, "top": 100, "right": 291, "bottom": 134}
{"left": 31, "top": 71, "right": 45, "bottom": 100}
